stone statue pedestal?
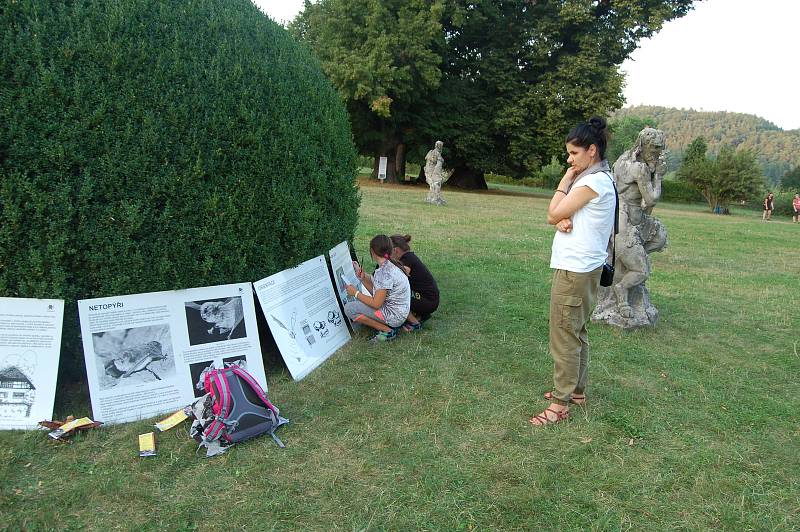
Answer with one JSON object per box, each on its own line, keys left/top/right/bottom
{"left": 592, "top": 285, "right": 658, "bottom": 330}
{"left": 591, "top": 127, "right": 668, "bottom": 331}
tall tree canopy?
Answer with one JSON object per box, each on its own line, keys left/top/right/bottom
{"left": 294, "top": 0, "right": 696, "bottom": 186}
{"left": 291, "top": 0, "right": 444, "bottom": 181}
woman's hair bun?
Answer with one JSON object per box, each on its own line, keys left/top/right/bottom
{"left": 403, "top": 234, "right": 412, "bottom": 242}
{"left": 588, "top": 116, "right": 607, "bottom": 131}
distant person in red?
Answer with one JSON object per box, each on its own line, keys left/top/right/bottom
{"left": 793, "top": 193, "right": 800, "bottom": 223}
{"left": 762, "top": 192, "right": 775, "bottom": 221}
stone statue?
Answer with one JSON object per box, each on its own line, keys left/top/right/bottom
{"left": 424, "top": 140, "right": 446, "bottom": 206}
{"left": 592, "top": 128, "right": 668, "bottom": 329}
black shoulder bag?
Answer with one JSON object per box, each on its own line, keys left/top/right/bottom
{"left": 599, "top": 174, "right": 618, "bottom": 287}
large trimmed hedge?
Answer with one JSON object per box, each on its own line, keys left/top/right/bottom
{"left": 0, "top": 0, "right": 359, "bottom": 371}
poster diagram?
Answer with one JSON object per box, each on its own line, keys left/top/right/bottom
{"left": 328, "top": 240, "right": 369, "bottom": 324}
{"left": 254, "top": 255, "right": 351, "bottom": 381}
{"left": 0, "top": 297, "right": 64, "bottom": 430}
{"left": 78, "top": 283, "right": 268, "bottom": 424}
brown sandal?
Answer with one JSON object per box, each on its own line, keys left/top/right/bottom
{"left": 529, "top": 406, "right": 570, "bottom": 426}
{"left": 543, "top": 391, "right": 586, "bottom": 405}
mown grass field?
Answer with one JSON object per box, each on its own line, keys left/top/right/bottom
{"left": 1, "top": 181, "right": 798, "bottom": 530}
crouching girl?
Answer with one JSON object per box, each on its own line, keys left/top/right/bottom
{"left": 344, "top": 235, "right": 411, "bottom": 342}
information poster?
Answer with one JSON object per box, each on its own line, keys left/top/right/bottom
{"left": 378, "top": 156, "right": 388, "bottom": 181}
{"left": 0, "top": 298, "right": 64, "bottom": 430}
{"left": 78, "top": 283, "right": 267, "bottom": 424}
{"left": 254, "top": 256, "right": 351, "bottom": 381}
{"left": 328, "top": 240, "right": 369, "bottom": 323}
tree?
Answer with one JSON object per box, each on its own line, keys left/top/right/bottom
{"left": 291, "top": 0, "right": 443, "bottom": 183}
{"left": 781, "top": 166, "right": 800, "bottom": 191}
{"left": 677, "top": 137, "right": 765, "bottom": 212}
{"left": 295, "top": 0, "right": 696, "bottom": 188}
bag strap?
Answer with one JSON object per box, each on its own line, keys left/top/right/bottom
{"left": 605, "top": 172, "right": 618, "bottom": 266}
{"left": 204, "top": 370, "right": 232, "bottom": 441}
{"left": 230, "top": 366, "right": 279, "bottom": 417}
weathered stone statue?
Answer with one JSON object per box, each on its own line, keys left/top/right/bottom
{"left": 424, "top": 140, "right": 446, "bottom": 205}
{"left": 592, "top": 128, "right": 668, "bottom": 329}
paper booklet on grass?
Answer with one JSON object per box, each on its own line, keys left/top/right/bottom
{"left": 78, "top": 283, "right": 267, "bottom": 424}
{"left": 0, "top": 297, "right": 64, "bottom": 430}
{"left": 254, "top": 255, "right": 351, "bottom": 381}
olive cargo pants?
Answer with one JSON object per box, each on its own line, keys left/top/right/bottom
{"left": 549, "top": 267, "right": 602, "bottom": 405}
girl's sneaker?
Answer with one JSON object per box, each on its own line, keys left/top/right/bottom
{"left": 402, "top": 320, "right": 422, "bottom": 333}
{"left": 368, "top": 328, "right": 398, "bottom": 343}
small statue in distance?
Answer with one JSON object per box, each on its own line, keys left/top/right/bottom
{"left": 592, "top": 127, "right": 668, "bottom": 329}
{"left": 424, "top": 140, "right": 447, "bottom": 206}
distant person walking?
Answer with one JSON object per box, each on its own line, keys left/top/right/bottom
{"left": 793, "top": 193, "right": 800, "bottom": 223}
{"left": 762, "top": 192, "right": 775, "bottom": 221}
{"left": 529, "top": 117, "right": 616, "bottom": 427}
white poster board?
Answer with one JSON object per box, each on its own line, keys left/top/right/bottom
{"left": 0, "top": 298, "right": 64, "bottom": 429}
{"left": 254, "top": 255, "right": 350, "bottom": 381}
{"left": 328, "top": 240, "right": 369, "bottom": 323}
{"left": 78, "top": 283, "right": 267, "bottom": 424}
{"left": 378, "top": 156, "right": 388, "bottom": 181}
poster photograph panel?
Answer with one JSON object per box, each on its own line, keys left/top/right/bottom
{"left": 0, "top": 297, "right": 65, "bottom": 430}
{"left": 184, "top": 296, "right": 246, "bottom": 345}
{"left": 78, "top": 283, "right": 267, "bottom": 424}
{"left": 254, "top": 255, "right": 351, "bottom": 381}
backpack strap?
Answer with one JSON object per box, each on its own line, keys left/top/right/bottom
{"left": 203, "top": 369, "right": 232, "bottom": 441}
{"left": 230, "top": 366, "right": 279, "bottom": 417}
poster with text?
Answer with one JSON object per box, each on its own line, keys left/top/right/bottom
{"left": 0, "top": 298, "right": 64, "bottom": 430}
{"left": 78, "top": 283, "right": 267, "bottom": 424}
{"left": 254, "top": 255, "right": 351, "bottom": 380}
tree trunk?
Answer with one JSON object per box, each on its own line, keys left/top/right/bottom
{"left": 445, "top": 165, "right": 488, "bottom": 190}
{"left": 370, "top": 139, "right": 405, "bottom": 184}
{"left": 395, "top": 142, "right": 406, "bottom": 182}
{"left": 416, "top": 165, "right": 426, "bottom": 184}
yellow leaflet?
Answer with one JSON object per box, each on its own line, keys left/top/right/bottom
{"left": 154, "top": 409, "right": 189, "bottom": 432}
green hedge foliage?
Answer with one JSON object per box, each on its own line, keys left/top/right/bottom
{"left": 661, "top": 180, "right": 704, "bottom": 204}
{"left": 0, "top": 0, "right": 359, "bottom": 372}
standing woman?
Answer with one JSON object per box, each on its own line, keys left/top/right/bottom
{"left": 530, "top": 117, "right": 616, "bottom": 426}
{"left": 792, "top": 193, "right": 800, "bottom": 223}
{"left": 762, "top": 192, "right": 775, "bottom": 221}
{"left": 390, "top": 234, "right": 440, "bottom": 330}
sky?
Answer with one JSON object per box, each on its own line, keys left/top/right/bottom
{"left": 255, "top": 0, "right": 800, "bottom": 131}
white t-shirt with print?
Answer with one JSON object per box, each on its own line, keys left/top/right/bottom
{"left": 372, "top": 260, "right": 411, "bottom": 327}
{"left": 550, "top": 170, "right": 616, "bottom": 273}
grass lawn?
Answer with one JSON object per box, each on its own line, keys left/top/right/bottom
{"left": 1, "top": 181, "right": 798, "bottom": 530}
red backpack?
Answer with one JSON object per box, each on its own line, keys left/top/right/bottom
{"left": 187, "top": 362, "right": 288, "bottom": 457}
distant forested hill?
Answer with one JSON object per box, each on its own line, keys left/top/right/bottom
{"left": 613, "top": 105, "right": 800, "bottom": 185}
